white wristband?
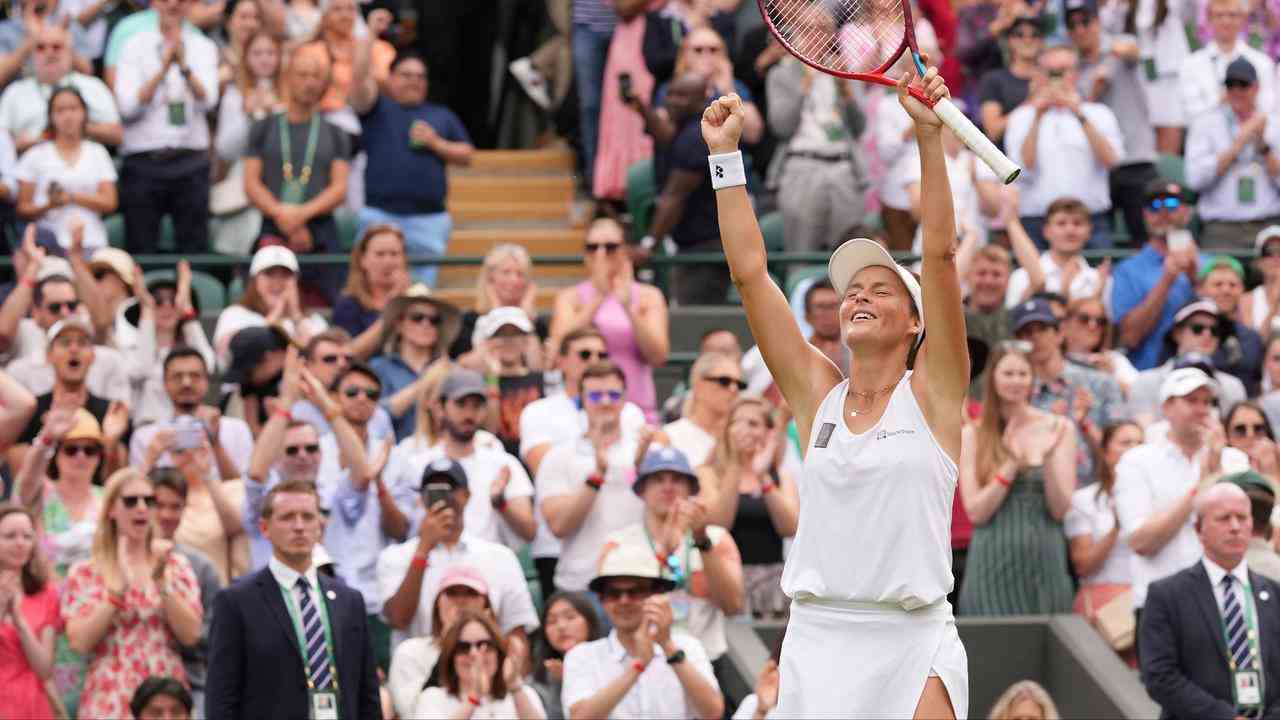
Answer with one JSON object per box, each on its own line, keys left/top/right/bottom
{"left": 708, "top": 151, "right": 746, "bottom": 190}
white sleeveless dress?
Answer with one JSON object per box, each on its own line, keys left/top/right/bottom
{"left": 776, "top": 373, "right": 969, "bottom": 718}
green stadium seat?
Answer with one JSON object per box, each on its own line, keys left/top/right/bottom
{"left": 759, "top": 211, "right": 785, "bottom": 253}
{"left": 785, "top": 265, "right": 828, "bottom": 300}
{"left": 143, "top": 269, "right": 228, "bottom": 312}
{"left": 336, "top": 210, "right": 360, "bottom": 252}
{"left": 626, "top": 158, "right": 655, "bottom": 242}
{"left": 227, "top": 274, "right": 245, "bottom": 303}
{"left": 105, "top": 214, "right": 125, "bottom": 249}
{"left": 516, "top": 544, "right": 544, "bottom": 615}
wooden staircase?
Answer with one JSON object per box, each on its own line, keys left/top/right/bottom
{"left": 440, "top": 147, "right": 585, "bottom": 312}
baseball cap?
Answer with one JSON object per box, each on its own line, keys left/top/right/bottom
{"left": 1225, "top": 57, "right": 1258, "bottom": 86}
{"left": 89, "top": 248, "right": 135, "bottom": 286}
{"left": 248, "top": 245, "right": 299, "bottom": 276}
{"left": 1010, "top": 298, "right": 1058, "bottom": 334}
{"left": 36, "top": 256, "right": 73, "bottom": 282}
{"left": 827, "top": 238, "right": 923, "bottom": 346}
{"left": 1144, "top": 177, "right": 1186, "bottom": 202}
{"left": 634, "top": 446, "right": 699, "bottom": 496}
{"left": 46, "top": 317, "right": 94, "bottom": 345}
{"left": 1159, "top": 367, "right": 1218, "bottom": 403}
{"left": 1172, "top": 299, "right": 1221, "bottom": 326}
{"left": 439, "top": 368, "right": 488, "bottom": 403}
{"left": 588, "top": 542, "right": 678, "bottom": 594}
{"left": 1007, "top": 14, "right": 1046, "bottom": 35}
{"left": 439, "top": 565, "right": 490, "bottom": 596}
{"left": 224, "top": 325, "right": 290, "bottom": 384}
{"left": 419, "top": 457, "right": 467, "bottom": 491}
{"left": 1198, "top": 256, "right": 1245, "bottom": 281}
{"left": 1173, "top": 351, "right": 1216, "bottom": 376}
{"left": 1256, "top": 225, "right": 1280, "bottom": 253}
{"left": 1064, "top": 0, "right": 1097, "bottom": 18}
{"left": 1221, "top": 470, "right": 1275, "bottom": 500}
{"left": 476, "top": 306, "right": 534, "bottom": 341}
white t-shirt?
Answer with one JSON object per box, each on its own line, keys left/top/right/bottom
{"left": 15, "top": 140, "right": 117, "bottom": 250}
{"left": 1063, "top": 483, "right": 1134, "bottom": 586}
{"left": 413, "top": 686, "right": 545, "bottom": 720}
{"left": 535, "top": 435, "right": 645, "bottom": 592}
{"left": 662, "top": 418, "right": 716, "bottom": 468}
{"left": 1005, "top": 252, "right": 1103, "bottom": 308}
{"left": 211, "top": 304, "right": 328, "bottom": 371}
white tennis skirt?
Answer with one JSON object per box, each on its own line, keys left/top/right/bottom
{"left": 775, "top": 596, "right": 969, "bottom": 718}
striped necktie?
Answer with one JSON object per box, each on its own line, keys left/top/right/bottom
{"left": 1222, "top": 574, "right": 1259, "bottom": 718}
{"left": 295, "top": 577, "right": 335, "bottom": 690}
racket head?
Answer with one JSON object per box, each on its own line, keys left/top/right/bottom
{"left": 756, "top": 0, "right": 920, "bottom": 81}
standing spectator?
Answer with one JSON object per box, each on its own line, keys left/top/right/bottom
{"left": 977, "top": 15, "right": 1043, "bottom": 145}
{"left": 964, "top": 245, "right": 1016, "bottom": 388}
{"left": 215, "top": 30, "right": 285, "bottom": 161}
{"left": 1177, "top": 0, "right": 1275, "bottom": 124}
{"left": 1243, "top": 225, "right": 1280, "bottom": 334}
{"left": 664, "top": 352, "right": 745, "bottom": 467}
{"left": 129, "top": 677, "right": 194, "bottom": 720}
{"left": 1005, "top": 44, "right": 1124, "bottom": 248}
{"left": 212, "top": 246, "right": 328, "bottom": 369}
{"left": 1131, "top": 0, "right": 1194, "bottom": 154}
{"left": 1116, "top": 368, "right": 1247, "bottom": 633}
{"left": 1184, "top": 58, "right": 1280, "bottom": 251}
{"left": 1222, "top": 469, "right": 1280, "bottom": 582}
{"left": 350, "top": 48, "right": 474, "bottom": 288}
{"left": 1068, "top": 0, "right": 1159, "bottom": 245}
{"left": 591, "top": 1, "right": 655, "bottom": 201}
{"left": 204, "top": 479, "right": 381, "bottom": 720}
{"left": 1139, "top": 482, "right": 1280, "bottom": 717}
{"left": 562, "top": 542, "right": 723, "bottom": 720}
{"left": 1195, "top": 256, "right": 1264, "bottom": 395}
{"left": 0, "top": 24, "right": 121, "bottom": 152}
{"left": 958, "top": 344, "right": 1077, "bottom": 616}
{"left": 216, "top": 0, "right": 261, "bottom": 92}
{"left": 244, "top": 42, "right": 351, "bottom": 305}
{"left": 1062, "top": 296, "right": 1140, "bottom": 397}
{"left": 369, "top": 283, "right": 460, "bottom": 441}
{"left": 904, "top": 126, "right": 1000, "bottom": 255}
{"left": 409, "top": 610, "right": 545, "bottom": 719}
{"left": 114, "top": 0, "right": 218, "bottom": 255}
{"left": 698, "top": 396, "right": 799, "bottom": 620}
{"left": 332, "top": 224, "right": 410, "bottom": 360}
{"left": 63, "top": 469, "right": 202, "bottom": 720}
{"left": 310, "top": 0, "right": 394, "bottom": 126}
{"left": 957, "top": 0, "right": 1036, "bottom": 109}
{"left": 452, "top": 245, "right": 541, "bottom": 360}
{"left": 1128, "top": 301, "right": 1248, "bottom": 420}
{"left": 1110, "top": 177, "right": 1201, "bottom": 370}
{"left": 550, "top": 217, "right": 669, "bottom": 422}
{"left": 0, "top": 504, "right": 58, "bottom": 720}
{"left": 529, "top": 591, "right": 604, "bottom": 720}
{"left": 571, "top": 0, "right": 616, "bottom": 191}
{"left": 1005, "top": 198, "right": 1104, "bottom": 307}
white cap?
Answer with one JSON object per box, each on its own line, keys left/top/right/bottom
{"left": 1256, "top": 225, "right": 1280, "bottom": 252}
{"left": 248, "top": 245, "right": 299, "bottom": 276}
{"left": 476, "top": 306, "right": 534, "bottom": 340}
{"left": 1172, "top": 299, "right": 1220, "bottom": 326}
{"left": 827, "top": 238, "right": 924, "bottom": 343}
{"left": 46, "top": 317, "right": 94, "bottom": 344}
{"left": 1159, "top": 367, "right": 1218, "bottom": 403}
{"left": 36, "top": 256, "right": 73, "bottom": 282}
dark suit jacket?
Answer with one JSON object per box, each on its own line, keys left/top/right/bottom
{"left": 205, "top": 566, "right": 379, "bottom": 720}
{"left": 1140, "top": 560, "right": 1280, "bottom": 720}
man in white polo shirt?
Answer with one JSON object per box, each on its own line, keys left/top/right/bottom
{"left": 1115, "top": 367, "right": 1249, "bottom": 653}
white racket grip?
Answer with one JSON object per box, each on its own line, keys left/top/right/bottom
{"left": 932, "top": 97, "right": 1021, "bottom": 184}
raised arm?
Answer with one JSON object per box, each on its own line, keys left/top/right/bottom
{"left": 0, "top": 368, "right": 36, "bottom": 451}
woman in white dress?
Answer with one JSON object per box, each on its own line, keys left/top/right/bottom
{"left": 702, "top": 65, "right": 969, "bottom": 718}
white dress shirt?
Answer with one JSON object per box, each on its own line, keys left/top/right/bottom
{"left": 1177, "top": 41, "right": 1275, "bottom": 122}
{"left": 113, "top": 26, "right": 219, "bottom": 155}
{"left": 561, "top": 629, "right": 719, "bottom": 720}
{"left": 1004, "top": 103, "right": 1126, "bottom": 216}
{"left": 1005, "top": 251, "right": 1103, "bottom": 308}
{"left": 266, "top": 553, "right": 324, "bottom": 614}
{"left": 872, "top": 97, "right": 916, "bottom": 211}
{"left": 1185, "top": 107, "right": 1280, "bottom": 222}
{"left": 1203, "top": 556, "right": 1253, "bottom": 617}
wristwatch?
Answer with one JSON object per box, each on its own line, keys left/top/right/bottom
{"left": 692, "top": 535, "right": 713, "bottom": 552}
{"left": 1260, "top": 143, "right": 1272, "bottom": 157}
{"left": 666, "top": 649, "right": 687, "bottom": 666}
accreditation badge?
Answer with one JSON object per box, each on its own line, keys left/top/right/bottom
{"left": 312, "top": 690, "right": 339, "bottom": 720}
{"left": 1235, "top": 669, "right": 1262, "bottom": 708}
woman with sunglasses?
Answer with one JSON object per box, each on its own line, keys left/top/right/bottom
{"left": 333, "top": 223, "right": 411, "bottom": 360}
{"left": 663, "top": 352, "right": 745, "bottom": 468}
{"left": 371, "top": 283, "right": 461, "bottom": 440}
{"left": 411, "top": 609, "right": 544, "bottom": 720}
{"left": 0, "top": 504, "right": 59, "bottom": 720}
{"left": 1224, "top": 401, "right": 1280, "bottom": 481}
{"left": 528, "top": 591, "right": 603, "bottom": 720}
{"left": 1061, "top": 297, "right": 1138, "bottom": 398}
{"left": 550, "top": 217, "right": 668, "bottom": 422}
{"left": 62, "top": 469, "right": 201, "bottom": 720}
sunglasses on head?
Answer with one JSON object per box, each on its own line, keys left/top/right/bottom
{"left": 455, "top": 639, "right": 496, "bottom": 654}
{"left": 318, "top": 353, "right": 355, "bottom": 365}
{"left": 585, "top": 389, "right": 624, "bottom": 405}
{"left": 1231, "top": 422, "right": 1268, "bottom": 436}
{"left": 45, "top": 300, "right": 80, "bottom": 314}
{"left": 577, "top": 349, "right": 609, "bottom": 362}
{"left": 342, "top": 387, "right": 380, "bottom": 400}
{"left": 1149, "top": 197, "right": 1181, "bottom": 211}
{"left": 284, "top": 443, "right": 321, "bottom": 456}
{"left": 121, "top": 494, "right": 158, "bottom": 509}
{"left": 600, "top": 585, "right": 654, "bottom": 601}
{"left": 1072, "top": 313, "right": 1107, "bottom": 328}
{"left": 585, "top": 242, "right": 622, "bottom": 255}
{"left": 61, "top": 443, "right": 100, "bottom": 458}
{"left": 1185, "top": 322, "right": 1215, "bottom": 336}
{"left": 704, "top": 375, "right": 747, "bottom": 391}
{"left": 406, "top": 311, "right": 441, "bottom": 326}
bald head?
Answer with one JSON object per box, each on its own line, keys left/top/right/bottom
{"left": 1197, "top": 482, "right": 1253, "bottom": 570}
{"left": 34, "top": 24, "right": 72, "bottom": 84}
{"left": 287, "top": 42, "right": 333, "bottom": 110}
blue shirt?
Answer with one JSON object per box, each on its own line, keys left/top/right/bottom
{"left": 370, "top": 353, "right": 424, "bottom": 441}
{"left": 331, "top": 295, "right": 381, "bottom": 342}
{"left": 1110, "top": 244, "right": 1202, "bottom": 370}
{"left": 360, "top": 95, "right": 470, "bottom": 215}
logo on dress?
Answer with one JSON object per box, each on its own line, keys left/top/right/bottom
{"left": 875, "top": 429, "right": 916, "bottom": 441}
{"left": 813, "top": 422, "right": 835, "bottom": 448}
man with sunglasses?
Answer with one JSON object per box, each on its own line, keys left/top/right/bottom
{"left": 1129, "top": 301, "right": 1248, "bottom": 422}
{"left": 1195, "top": 256, "right": 1264, "bottom": 395}
{"left": 292, "top": 329, "right": 394, "bottom": 440}
{"left": 1177, "top": 0, "right": 1274, "bottom": 126}
{"left": 1185, "top": 57, "right": 1280, "bottom": 251}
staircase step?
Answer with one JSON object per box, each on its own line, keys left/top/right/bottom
{"left": 449, "top": 201, "right": 574, "bottom": 224}
{"left": 460, "top": 147, "right": 576, "bottom": 174}
{"left": 449, "top": 228, "right": 585, "bottom": 256}
{"left": 449, "top": 175, "right": 575, "bottom": 204}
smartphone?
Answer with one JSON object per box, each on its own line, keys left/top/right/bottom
{"left": 172, "top": 416, "right": 205, "bottom": 451}
{"left": 424, "top": 482, "right": 451, "bottom": 510}
{"left": 618, "top": 72, "right": 634, "bottom": 103}
{"left": 1167, "top": 228, "right": 1193, "bottom": 253}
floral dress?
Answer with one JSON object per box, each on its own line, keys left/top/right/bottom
{"left": 38, "top": 485, "right": 102, "bottom": 717}
{"left": 60, "top": 554, "right": 201, "bottom": 720}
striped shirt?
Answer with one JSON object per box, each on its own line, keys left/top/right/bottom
{"left": 573, "top": 0, "right": 617, "bottom": 32}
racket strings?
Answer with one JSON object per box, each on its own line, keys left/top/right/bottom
{"left": 761, "top": 0, "right": 906, "bottom": 74}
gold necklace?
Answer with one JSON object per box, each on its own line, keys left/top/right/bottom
{"left": 848, "top": 376, "right": 903, "bottom": 417}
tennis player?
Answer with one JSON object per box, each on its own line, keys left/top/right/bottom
{"left": 701, "top": 67, "right": 969, "bottom": 718}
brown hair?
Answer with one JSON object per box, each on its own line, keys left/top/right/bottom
{"left": 343, "top": 224, "right": 407, "bottom": 309}
{"left": 261, "top": 479, "right": 322, "bottom": 520}
{"left": 0, "top": 504, "right": 49, "bottom": 595}
{"left": 438, "top": 610, "right": 510, "bottom": 699}
{"left": 303, "top": 327, "right": 354, "bottom": 361}
{"left": 409, "top": 359, "right": 455, "bottom": 449}
{"left": 559, "top": 327, "right": 606, "bottom": 356}
{"left": 578, "top": 360, "right": 627, "bottom": 396}
{"left": 235, "top": 30, "right": 285, "bottom": 103}
{"left": 1045, "top": 197, "right": 1091, "bottom": 224}
{"left": 975, "top": 344, "right": 1034, "bottom": 487}
{"left": 709, "top": 396, "right": 775, "bottom": 474}
{"left": 1064, "top": 297, "right": 1112, "bottom": 353}
{"left": 1095, "top": 421, "right": 1141, "bottom": 503}
{"left": 430, "top": 586, "right": 493, "bottom": 641}
{"left": 971, "top": 244, "right": 1012, "bottom": 271}
{"left": 237, "top": 273, "right": 281, "bottom": 315}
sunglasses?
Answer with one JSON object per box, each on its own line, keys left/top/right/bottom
{"left": 1148, "top": 197, "right": 1181, "bottom": 211}
{"left": 1231, "top": 423, "right": 1268, "bottom": 437}
{"left": 1072, "top": 313, "right": 1107, "bottom": 328}
{"left": 577, "top": 349, "right": 610, "bottom": 362}
{"left": 1226, "top": 80, "right": 1253, "bottom": 90}
{"left": 1185, "top": 322, "right": 1215, "bottom": 336}
{"left": 318, "top": 353, "right": 355, "bottom": 365}
{"left": 121, "top": 494, "right": 158, "bottom": 509}
{"left": 406, "top": 311, "right": 441, "bottom": 326}
{"left": 61, "top": 443, "right": 101, "bottom": 458}
{"left": 342, "top": 387, "right": 380, "bottom": 400}
{"left": 585, "top": 389, "right": 624, "bottom": 405}
{"left": 600, "top": 585, "right": 654, "bottom": 601}
{"left": 284, "top": 443, "right": 321, "bottom": 456}
{"left": 585, "top": 243, "right": 622, "bottom": 255}
{"left": 704, "top": 375, "right": 747, "bottom": 391}
{"left": 44, "top": 300, "right": 80, "bottom": 314}
{"left": 455, "top": 639, "right": 496, "bottom": 654}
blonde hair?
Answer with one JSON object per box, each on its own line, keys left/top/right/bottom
{"left": 975, "top": 344, "right": 1033, "bottom": 487}
{"left": 475, "top": 244, "right": 532, "bottom": 314}
{"left": 90, "top": 469, "right": 157, "bottom": 592}
{"left": 408, "top": 360, "right": 455, "bottom": 450}
{"left": 683, "top": 351, "right": 740, "bottom": 419}
{"left": 343, "top": 223, "right": 407, "bottom": 307}
{"left": 988, "top": 680, "right": 1061, "bottom": 720}
{"left": 709, "top": 396, "right": 775, "bottom": 474}
{"left": 674, "top": 26, "right": 728, "bottom": 77}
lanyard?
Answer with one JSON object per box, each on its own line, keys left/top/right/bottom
{"left": 278, "top": 576, "right": 341, "bottom": 694}
{"left": 1219, "top": 575, "right": 1266, "bottom": 706}
{"left": 643, "top": 524, "right": 692, "bottom": 588}
{"left": 279, "top": 113, "right": 321, "bottom": 189}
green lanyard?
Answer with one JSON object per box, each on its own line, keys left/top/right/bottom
{"left": 1219, "top": 575, "right": 1265, "bottom": 708}
{"left": 278, "top": 113, "right": 320, "bottom": 204}
{"left": 644, "top": 524, "right": 692, "bottom": 588}
{"left": 278, "top": 576, "right": 341, "bottom": 695}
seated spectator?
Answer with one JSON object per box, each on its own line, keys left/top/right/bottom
{"left": 1062, "top": 297, "right": 1140, "bottom": 397}
{"left": 369, "top": 283, "right": 460, "bottom": 441}
{"left": 1177, "top": 0, "right": 1275, "bottom": 124}
{"left": 976, "top": 15, "right": 1042, "bottom": 145}
{"left": 129, "top": 676, "right": 194, "bottom": 720}
{"left": 1005, "top": 44, "right": 1124, "bottom": 248}
{"left": 221, "top": 325, "right": 291, "bottom": 436}
{"left": 1110, "top": 178, "right": 1202, "bottom": 370}
{"left": 1243, "top": 225, "right": 1280, "bottom": 334}
{"left": 1005, "top": 198, "right": 1103, "bottom": 307}
{"left": 1116, "top": 368, "right": 1248, "bottom": 633}
{"left": 664, "top": 352, "right": 745, "bottom": 467}
{"left": 1129, "top": 301, "right": 1247, "bottom": 420}
{"left": 216, "top": 0, "right": 261, "bottom": 92}
{"left": 1222, "top": 469, "right": 1280, "bottom": 583}
{"left": 1184, "top": 58, "right": 1280, "bottom": 251}
{"left": 0, "top": 504, "right": 59, "bottom": 720}
{"left": 292, "top": 328, "right": 394, "bottom": 438}
{"left": 244, "top": 42, "right": 351, "bottom": 305}
{"left": 350, "top": 48, "right": 474, "bottom": 288}
{"left": 148, "top": 468, "right": 227, "bottom": 711}
{"left": 550, "top": 217, "right": 668, "bottom": 421}
{"left": 63, "top": 469, "right": 202, "bottom": 720}
{"left": 0, "top": 23, "right": 121, "bottom": 152}
{"left": 698, "top": 396, "right": 799, "bottom": 619}
{"left": 451, "top": 244, "right": 542, "bottom": 360}
{"left": 529, "top": 591, "right": 604, "bottom": 720}
{"left": 1139, "top": 482, "right": 1280, "bottom": 717}
{"left": 386, "top": 564, "right": 496, "bottom": 719}
{"left": 1195, "top": 256, "right": 1264, "bottom": 395}
{"left": 212, "top": 246, "right": 327, "bottom": 368}
{"left": 333, "top": 224, "right": 411, "bottom": 360}
{"left": 958, "top": 343, "right": 1077, "bottom": 616}
{"left": 1223, "top": 402, "right": 1280, "bottom": 482}
{"left": 377, "top": 457, "right": 538, "bottom": 645}
{"left": 78, "top": 246, "right": 136, "bottom": 345}
{"left": 411, "top": 610, "right": 544, "bottom": 719}
{"left": 955, "top": 0, "right": 1027, "bottom": 97}
{"left": 215, "top": 30, "right": 284, "bottom": 159}
{"left": 145, "top": 437, "right": 247, "bottom": 585}
{"left": 467, "top": 307, "right": 545, "bottom": 456}
{"left": 113, "top": 0, "right": 218, "bottom": 255}
{"left": 563, "top": 542, "right": 723, "bottom": 720}
{"left": 1065, "top": 421, "right": 1142, "bottom": 663}
{"left": 988, "top": 680, "right": 1061, "bottom": 719}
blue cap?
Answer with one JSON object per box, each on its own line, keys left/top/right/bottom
{"left": 635, "top": 446, "right": 700, "bottom": 496}
{"left": 1010, "top": 298, "right": 1058, "bottom": 335}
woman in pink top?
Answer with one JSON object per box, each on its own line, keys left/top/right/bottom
{"left": 0, "top": 505, "right": 59, "bottom": 720}
{"left": 551, "top": 217, "right": 669, "bottom": 421}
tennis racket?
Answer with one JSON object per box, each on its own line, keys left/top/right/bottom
{"left": 758, "top": 0, "right": 1021, "bottom": 183}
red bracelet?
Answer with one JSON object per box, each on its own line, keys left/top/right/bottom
{"left": 491, "top": 496, "right": 508, "bottom": 512}
{"left": 181, "top": 309, "right": 198, "bottom": 322}
{"left": 20, "top": 276, "right": 36, "bottom": 289}
{"left": 410, "top": 555, "right": 428, "bottom": 571}
{"left": 632, "top": 660, "right": 647, "bottom": 673}
{"left": 994, "top": 474, "right": 1012, "bottom": 488}
{"left": 467, "top": 694, "right": 481, "bottom": 707}
{"left": 761, "top": 482, "right": 776, "bottom": 495}
{"left": 272, "top": 408, "right": 293, "bottom": 422}
{"left": 585, "top": 474, "right": 604, "bottom": 490}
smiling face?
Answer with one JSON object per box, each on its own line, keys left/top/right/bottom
{"left": 254, "top": 266, "right": 293, "bottom": 303}
{"left": 727, "top": 402, "right": 770, "bottom": 456}
{"left": 110, "top": 477, "right": 156, "bottom": 545}
{"left": 991, "top": 351, "right": 1034, "bottom": 404}
{"left": 388, "top": 57, "right": 428, "bottom": 106}
{"left": 560, "top": 335, "right": 609, "bottom": 389}
{"left": 489, "top": 255, "right": 530, "bottom": 307}
{"left": 968, "top": 256, "right": 1011, "bottom": 311}
{"left": 583, "top": 220, "right": 627, "bottom": 277}
{"left": 599, "top": 577, "right": 656, "bottom": 632}
{"left": 397, "top": 300, "right": 441, "bottom": 352}
{"left": 0, "top": 511, "right": 35, "bottom": 574}
{"left": 544, "top": 598, "right": 591, "bottom": 655}
{"left": 582, "top": 373, "right": 625, "bottom": 427}
{"left": 336, "top": 371, "right": 380, "bottom": 426}
{"left": 1199, "top": 267, "right": 1244, "bottom": 316}
{"left": 1103, "top": 423, "right": 1143, "bottom": 468}
{"left": 840, "top": 265, "right": 919, "bottom": 351}
{"left": 1043, "top": 210, "right": 1090, "bottom": 255}
{"left": 227, "top": 0, "right": 261, "bottom": 46}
